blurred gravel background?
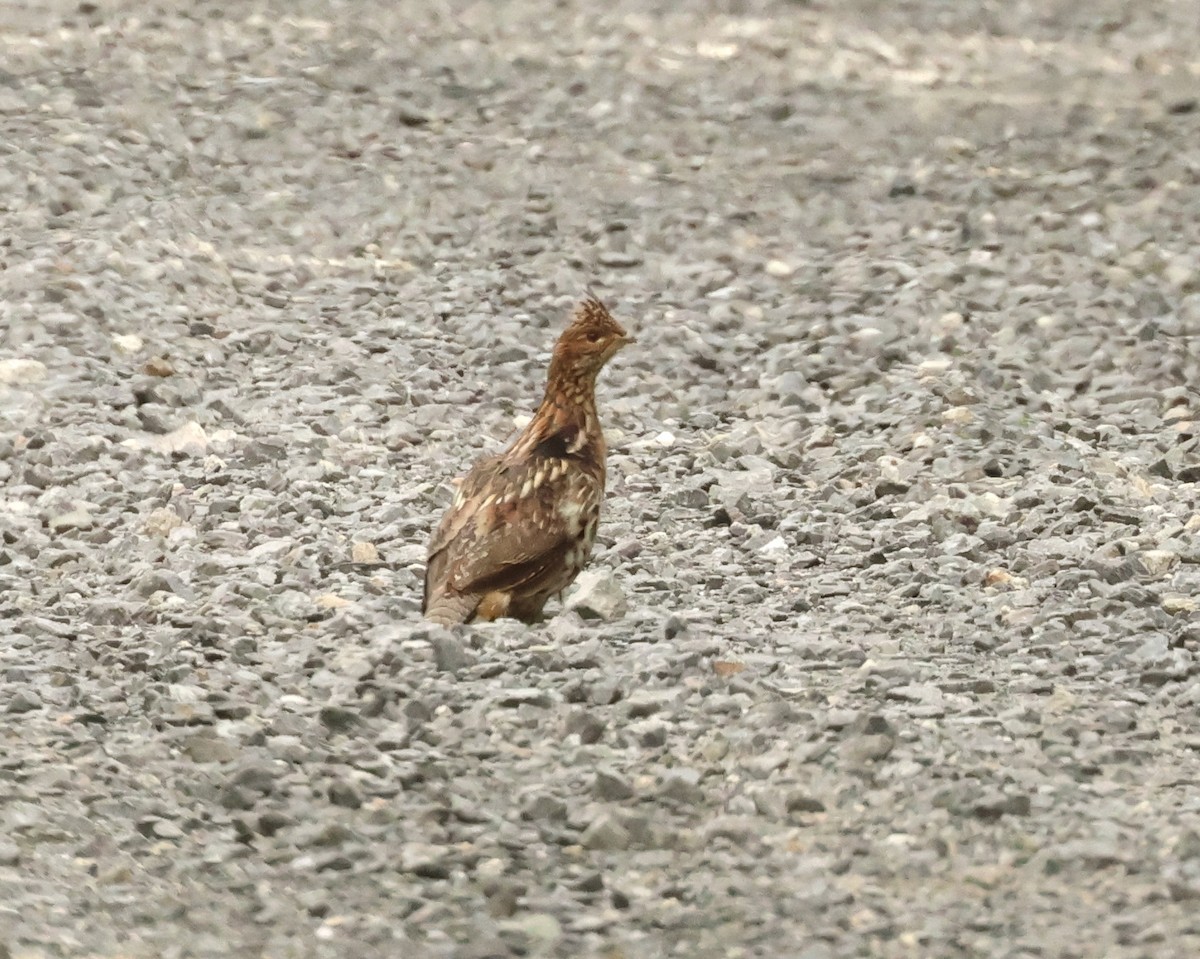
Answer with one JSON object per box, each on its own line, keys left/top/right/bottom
{"left": 3, "top": 1, "right": 1200, "bottom": 957}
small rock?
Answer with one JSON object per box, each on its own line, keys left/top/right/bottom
{"left": 663, "top": 614, "right": 689, "bottom": 639}
{"left": 0, "top": 359, "right": 48, "bottom": 384}
{"left": 786, "top": 792, "right": 826, "bottom": 814}
{"left": 635, "top": 722, "right": 668, "bottom": 748}
{"left": 500, "top": 913, "right": 563, "bottom": 949}
{"left": 319, "top": 705, "right": 360, "bottom": 732}
{"left": 314, "top": 593, "right": 353, "bottom": 609}
{"left": 1130, "top": 633, "right": 1171, "bottom": 665}
{"left": 431, "top": 633, "right": 475, "bottom": 674}
{"left": 112, "top": 333, "right": 144, "bottom": 354}
{"left": 152, "top": 819, "right": 184, "bottom": 839}
{"left": 144, "top": 507, "right": 183, "bottom": 537}
{"left": 328, "top": 780, "right": 362, "bottom": 809}
{"left": 704, "top": 815, "right": 762, "bottom": 843}
{"left": 1137, "top": 549, "right": 1179, "bottom": 578}
{"left": 1165, "top": 255, "right": 1198, "bottom": 291}
{"left": 267, "top": 735, "right": 308, "bottom": 764}
{"left": 658, "top": 769, "right": 704, "bottom": 805}
{"left": 161, "top": 699, "right": 215, "bottom": 725}
{"left": 395, "top": 103, "right": 431, "bottom": 127}
{"left": 272, "top": 589, "right": 313, "bottom": 619}
{"left": 973, "top": 791, "right": 1031, "bottom": 820}
{"left": 580, "top": 813, "right": 631, "bottom": 851}
{"left": 758, "top": 535, "right": 787, "bottom": 554}
{"left": 230, "top": 761, "right": 282, "bottom": 794}
{"left": 840, "top": 733, "right": 895, "bottom": 765}
{"left": 258, "top": 812, "right": 293, "bottom": 838}
{"left": 182, "top": 733, "right": 239, "bottom": 764}
{"left": 885, "top": 684, "right": 943, "bottom": 706}
{"left": 496, "top": 688, "right": 553, "bottom": 708}
{"left": 1177, "top": 830, "right": 1200, "bottom": 860}
{"left": 143, "top": 421, "right": 208, "bottom": 455}
{"left": 593, "top": 769, "right": 634, "bottom": 801}
{"left": 351, "top": 541, "right": 380, "bottom": 564}
{"left": 1162, "top": 594, "right": 1198, "bottom": 614}
{"left": 7, "top": 690, "right": 42, "bottom": 714}
{"left": 398, "top": 842, "right": 452, "bottom": 878}
{"left": 624, "top": 690, "right": 668, "bottom": 718}
{"left": 375, "top": 721, "right": 411, "bottom": 751}
{"left": 522, "top": 794, "right": 567, "bottom": 821}
{"left": 566, "top": 570, "right": 628, "bottom": 621}
{"left": 48, "top": 505, "right": 93, "bottom": 532}
{"left": 589, "top": 680, "right": 623, "bottom": 705}
{"left": 565, "top": 711, "right": 606, "bottom": 744}
{"left": 846, "top": 713, "right": 894, "bottom": 736}
{"left": 219, "top": 784, "right": 257, "bottom": 811}
{"left": 132, "top": 570, "right": 194, "bottom": 599}
{"left": 984, "top": 568, "right": 1024, "bottom": 588}
{"left": 143, "top": 356, "right": 175, "bottom": 377}
{"left": 1044, "top": 838, "right": 1127, "bottom": 871}
{"left": 485, "top": 880, "right": 523, "bottom": 919}
{"left": 597, "top": 250, "right": 642, "bottom": 268}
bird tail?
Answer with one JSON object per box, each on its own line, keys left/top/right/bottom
{"left": 424, "top": 593, "right": 480, "bottom": 626}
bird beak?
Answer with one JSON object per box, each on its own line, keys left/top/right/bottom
{"left": 621, "top": 334, "right": 637, "bottom": 346}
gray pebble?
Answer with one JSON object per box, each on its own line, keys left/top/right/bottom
{"left": 319, "top": 705, "right": 360, "bottom": 732}
{"left": 593, "top": 769, "right": 634, "bottom": 801}
{"left": 0, "top": 841, "right": 21, "bottom": 866}
{"left": 327, "top": 780, "right": 362, "bottom": 809}
{"left": 431, "top": 632, "right": 475, "bottom": 674}
{"left": 6, "top": 690, "right": 42, "bottom": 714}
{"left": 398, "top": 842, "right": 453, "bottom": 879}
{"left": 495, "top": 688, "right": 554, "bottom": 709}
{"left": 564, "top": 711, "right": 606, "bottom": 744}
{"left": 565, "top": 570, "right": 628, "bottom": 621}
{"left": 4, "top": 5, "right": 1199, "bottom": 955}
{"left": 580, "top": 813, "right": 631, "bottom": 851}
{"left": 658, "top": 770, "right": 705, "bottom": 805}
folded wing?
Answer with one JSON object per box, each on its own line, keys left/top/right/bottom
{"left": 424, "top": 453, "right": 601, "bottom": 621}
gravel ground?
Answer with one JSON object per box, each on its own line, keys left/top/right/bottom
{"left": 3, "top": 1, "right": 1200, "bottom": 957}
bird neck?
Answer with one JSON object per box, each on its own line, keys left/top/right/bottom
{"left": 508, "top": 363, "right": 606, "bottom": 471}
{"left": 510, "top": 365, "right": 600, "bottom": 463}
{"left": 541, "top": 360, "right": 600, "bottom": 427}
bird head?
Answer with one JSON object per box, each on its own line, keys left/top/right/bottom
{"left": 555, "top": 293, "right": 635, "bottom": 374}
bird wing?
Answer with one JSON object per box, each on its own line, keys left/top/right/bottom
{"left": 423, "top": 454, "right": 505, "bottom": 612}
{"left": 425, "top": 452, "right": 600, "bottom": 606}
{"left": 425, "top": 454, "right": 505, "bottom": 564}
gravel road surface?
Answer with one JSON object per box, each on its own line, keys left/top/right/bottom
{"left": 3, "top": 1, "right": 1200, "bottom": 957}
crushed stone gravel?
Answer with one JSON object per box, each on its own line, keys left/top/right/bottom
{"left": 3, "top": 1, "right": 1200, "bottom": 957}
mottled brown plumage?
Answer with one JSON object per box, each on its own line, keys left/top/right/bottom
{"left": 423, "top": 294, "right": 633, "bottom": 625}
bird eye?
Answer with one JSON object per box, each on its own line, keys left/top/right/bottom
{"left": 586, "top": 331, "right": 602, "bottom": 343}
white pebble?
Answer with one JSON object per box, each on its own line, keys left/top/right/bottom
{"left": 0, "top": 358, "right": 47, "bottom": 384}
{"left": 112, "top": 333, "right": 144, "bottom": 354}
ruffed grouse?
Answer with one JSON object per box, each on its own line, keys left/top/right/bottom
{"left": 423, "top": 294, "right": 633, "bottom": 625}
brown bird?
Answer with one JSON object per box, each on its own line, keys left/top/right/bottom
{"left": 423, "top": 294, "right": 634, "bottom": 625}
